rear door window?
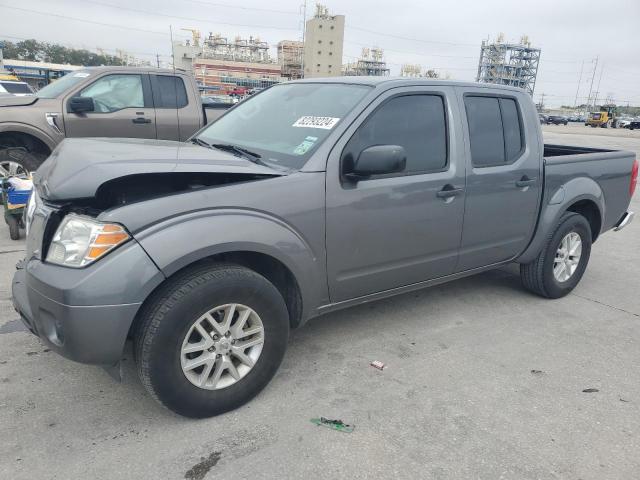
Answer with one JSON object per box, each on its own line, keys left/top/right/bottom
{"left": 151, "top": 75, "right": 188, "bottom": 108}
{"left": 0, "top": 82, "right": 32, "bottom": 94}
{"left": 464, "top": 95, "right": 524, "bottom": 167}
{"left": 500, "top": 98, "right": 523, "bottom": 162}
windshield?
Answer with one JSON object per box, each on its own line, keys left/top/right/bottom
{"left": 196, "top": 83, "right": 372, "bottom": 170}
{"left": 36, "top": 71, "right": 91, "bottom": 98}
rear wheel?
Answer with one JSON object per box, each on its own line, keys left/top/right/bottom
{"left": 520, "top": 212, "right": 592, "bottom": 299}
{"left": 135, "top": 262, "right": 289, "bottom": 418}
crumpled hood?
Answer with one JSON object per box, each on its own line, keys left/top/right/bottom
{"left": 0, "top": 95, "right": 39, "bottom": 107}
{"left": 35, "top": 137, "right": 284, "bottom": 201}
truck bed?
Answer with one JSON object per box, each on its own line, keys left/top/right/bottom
{"left": 543, "top": 144, "right": 636, "bottom": 233}
{"left": 544, "top": 144, "right": 612, "bottom": 157}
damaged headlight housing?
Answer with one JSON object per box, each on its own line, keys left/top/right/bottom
{"left": 46, "top": 214, "right": 130, "bottom": 268}
{"left": 24, "top": 189, "right": 38, "bottom": 236}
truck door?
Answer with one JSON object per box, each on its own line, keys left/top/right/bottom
{"left": 455, "top": 88, "right": 542, "bottom": 272}
{"left": 63, "top": 73, "right": 156, "bottom": 139}
{"left": 326, "top": 87, "right": 466, "bottom": 302}
{"left": 150, "top": 74, "right": 200, "bottom": 141}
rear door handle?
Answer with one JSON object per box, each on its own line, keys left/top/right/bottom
{"left": 132, "top": 117, "right": 151, "bottom": 124}
{"left": 436, "top": 185, "right": 464, "bottom": 198}
{"left": 516, "top": 176, "right": 537, "bottom": 188}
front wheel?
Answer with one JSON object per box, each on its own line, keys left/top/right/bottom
{"left": 135, "top": 263, "right": 290, "bottom": 418}
{"left": 0, "top": 147, "right": 46, "bottom": 178}
{"left": 520, "top": 212, "right": 592, "bottom": 299}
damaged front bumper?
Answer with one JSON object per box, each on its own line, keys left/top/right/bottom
{"left": 11, "top": 241, "right": 165, "bottom": 367}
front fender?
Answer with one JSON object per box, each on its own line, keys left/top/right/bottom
{"left": 134, "top": 208, "right": 324, "bottom": 320}
{"left": 517, "top": 176, "right": 604, "bottom": 264}
{"left": 0, "top": 122, "right": 59, "bottom": 151}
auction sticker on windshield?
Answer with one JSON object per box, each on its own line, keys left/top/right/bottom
{"left": 292, "top": 116, "right": 340, "bottom": 129}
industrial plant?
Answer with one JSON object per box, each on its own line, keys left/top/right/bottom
{"left": 476, "top": 34, "right": 541, "bottom": 95}
{"left": 344, "top": 48, "right": 390, "bottom": 77}
{"left": 1, "top": 6, "right": 544, "bottom": 98}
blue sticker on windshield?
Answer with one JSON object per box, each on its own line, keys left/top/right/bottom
{"left": 293, "top": 136, "right": 318, "bottom": 155}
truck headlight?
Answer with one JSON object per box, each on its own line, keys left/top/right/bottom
{"left": 46, "top": 214, "right": 130, "bottom": 268}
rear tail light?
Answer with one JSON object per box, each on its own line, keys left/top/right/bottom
{"left": 631, "top": 159, "right": 638, "bottom": 197}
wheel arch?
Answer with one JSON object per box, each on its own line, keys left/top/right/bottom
{"left": 518, "top": 177, "right": 604, "bottom": 264}
{"left": 566, "top": 198, "right": 601, "bottom": 242}
{"left": 0, "top": 125, "right": 56, "bottom": 156}
{"left": 129, "top": 250, "right": 305, "bottom": 346}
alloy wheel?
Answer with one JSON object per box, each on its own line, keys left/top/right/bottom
{"left": 180, "top": 303, "right": 265, "bottom": 390}
{"left": 553, "top": 232, "right": 582, "bottom": 282}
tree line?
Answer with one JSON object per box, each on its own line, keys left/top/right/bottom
{"left": 1, "top": 39, "right": 124, "bottom": 67}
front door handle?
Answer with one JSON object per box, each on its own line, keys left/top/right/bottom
{"left": 436, "top": 185, "right": 464, "bottom": 199}
{"left": 516, "top": 176, "right": 537, "bottom": 188}
{"left": 132, "top": 117, "right": 151, "bottom": 124}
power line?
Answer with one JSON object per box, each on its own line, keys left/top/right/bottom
{"left": 344, "top": 40, "right": 477, "bottom": 59}
{"left": 183, "top": 0, "right": 298, "bottom": 15}
{"left": 0, "top": 4, "right": 170, "bottom": 36}
{"left": 80, "top": 0, "right": 299, "bottom": 31}
{"left": 1, "top": 34, "right": 172, "bottom": 59}
{"left": 346, "top": 25, "right": 478, "bottom": 47}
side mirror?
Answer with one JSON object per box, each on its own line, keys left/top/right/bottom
{"left": 346, "top": 145, "right": 406, "bottom": 180}
{"left": 68, "top": 96, "right": 94, "bottom": 113}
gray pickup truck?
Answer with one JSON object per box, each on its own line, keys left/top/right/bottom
{"left": 12, "top": 78, "right": 637, "bottom": 418}
{"left": 0, "top": 66, "right": 230, "bottom": 175}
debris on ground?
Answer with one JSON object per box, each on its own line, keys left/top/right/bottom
{"left": 530, "top": 369, "right": 544, "bottom": 375}
{"left": 582, "top": 388, "right": 599, "bottom": 393}
{"left": 370, "top": 360, "right": 385, "bottom": 371}
{"left": 184, "top": 451, "right": 222, "bottom": 480}
{"left": 619, "top": 398, "right": 630, "bottom": 403}
{"left": 310, "top": 417, "right": 355, "bottom": 433}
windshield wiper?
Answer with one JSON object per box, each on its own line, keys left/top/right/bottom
{"left": 190, "top": 139, "right": 287, "bottom": 172}
{"left": 210, "top": 143, "right": 262, "bottom": 162}
{"left": 190, "top": 137, "right": 211, "bottom": 148}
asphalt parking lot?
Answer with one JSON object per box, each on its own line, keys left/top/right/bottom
{"left": 1, "top": 124, "right": 639, "bottom": 480}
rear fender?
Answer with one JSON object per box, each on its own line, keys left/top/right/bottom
{"left": 517, "top": 176, "right": 604, "bottom": 264}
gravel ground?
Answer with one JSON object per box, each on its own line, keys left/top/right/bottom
{"left": 1, "top": 125, "right": 639, "bottom": 480}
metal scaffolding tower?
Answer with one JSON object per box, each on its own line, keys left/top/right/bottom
{"left": 343, "top": 47, "right": 390, "bottom": 77}
{"left": 476, "top": 34, "right": 541, "bottom": 95}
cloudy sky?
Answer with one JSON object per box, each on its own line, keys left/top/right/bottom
{"left": 1, "top": 0, "right": 639, "bottom": 106}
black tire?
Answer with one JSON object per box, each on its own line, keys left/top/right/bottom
{"left": 0, "top": 147, "right": 46, "bottom": 176}
{"left": 7, "top": 215, "right": 20, "bottom": 240}
{"left": 135, "top": 262, "right": 289, "bottom": 418}
{"left": 520, "top": 212, "right": 592, "bottom": 299}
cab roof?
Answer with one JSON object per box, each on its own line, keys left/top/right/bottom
{"left": 293, "top": 76, "right": 526, "bottom": 93}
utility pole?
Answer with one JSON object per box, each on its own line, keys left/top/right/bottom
{"left": 156, "top": 53, "right": 160, "bottom": 68}
{"left": 573, "top": 60, "right": 584, "bottom": 108}
{"left": 170, "top": 25, "right": 176, "bottom": 73}
{"left": 586, "top": 56, "right": 598, "bottom": 111}
{"left": 300, "top": 0, "right": 308, "bottom": 78}
{"left": 595, "top": 64, "right": 604, "bottom": 106}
